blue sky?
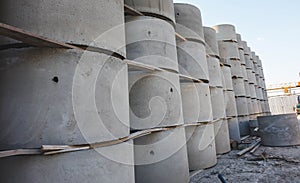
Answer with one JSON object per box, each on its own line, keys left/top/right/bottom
{"left": 174, "top": 0, "right": 300, "bottom": 86}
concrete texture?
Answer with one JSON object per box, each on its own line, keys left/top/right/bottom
{"left": 247, "top": 97, "right": 254, "bottom": 115}
{"left": 238, "top": 48, "right": 246, "bottom": 66}
{"left": 214, "top": 119, "right": 231, "bottom": 154}
{"left": 252, "top": 99, "right": 260, "bottom": 115}
{"left": 0, "top": 48, "right": 130, "bottom": 148}
{"left": 181, "top": 83, "right": 213, "bottom": 123}
{"left": 174, "top": 3, "right": 205, "bottom": 42}
{"left": 227, "top": 117, "right": 241, "bottom": 142}
{"left": 128, "top": 70, "right": 184, "bottom": 130}
{"left": 244, "top": 81, "right": 251, "bottom": 98}
{"left": 213, "top": 24, "right": 237, "bottom": 41}
{"left": 221, "top": 65, "right": 234, "bottom": 91}
{"left": 0, "top": 145, "right": 135, "bottom": 183}
{"left": 249, "top": 83, "right": 257, "bottom": 99}
{"left": 177, "top": 41, "right": 209, "bottom": 80}
{"left": 258, "top": 114, "right": 300, "bottom": 147}
{"left": 134, "top": 128, "right": 189, "bottom": 183}
{"left": 241, "top": 65, "right": 248, "bottom": 81}
{"left": 185, "top": 124, "right": 217, "bottom": 170}
{"left": 210, "top": 87, "right": 226, "bottom": 119}
{"left": 126, "top": 16, "right": 178, "bottom": 71}
{"left": 181, "top": 83, "right": 217, "bottom": 171}
{"left": 236, "top": 97, "right": 249, "bottom": 116}
{"left": 232, "top": 78, "right": 247, "bottom": 97}
{"left": 207, "top": 56, "right": 223, "bottom": 87}
{"left": 238, "top": 116, "right": 250, "bottom": 136}
{"left": 229, "top": 59, "right": 243, "bottom": 78}
{"left": 246, "top": 69, "right": 256, "bottom": 84}
{"left": 218, "top": 41, "right": 240, "bottom": 61}
{"left": 0, "top": 0, "right": 126, "bottom": 57}
{"left": 203, "top": 27, "right": 219, "bottom": 57}
{"left": 0, "top": 48, "right": 134, "bottom": 182}
{"left": 125, "top": 0, "right": 176, "bottom": 24}
{"left": 224, "top": 90, "right": 238, "bottom": 117}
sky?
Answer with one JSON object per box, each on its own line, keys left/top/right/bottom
{"left": 174, "top": 0, "right": 300, "bottom": 87}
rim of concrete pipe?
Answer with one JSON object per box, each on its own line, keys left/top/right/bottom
{"left": 204, "top": 26, "right": 220, "bottom": 57}
{"left": 213, "top": 24, "right": 237, "bottom": 42}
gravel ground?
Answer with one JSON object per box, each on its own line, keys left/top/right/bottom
{"left": 190, "top": 140, "right": 300, "bottom": 183}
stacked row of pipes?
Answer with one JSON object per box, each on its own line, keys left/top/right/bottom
{"left": 0, "top": 0, "right": 270, "bottom": 183}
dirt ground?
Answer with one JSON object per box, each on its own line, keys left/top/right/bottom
{"left": 190, "top": 138, "right": 300, "bottom": 183}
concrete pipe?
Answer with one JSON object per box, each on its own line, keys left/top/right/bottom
{"left": 221, "top": 65, "right": 234, "bottom": 91}
{"left": 174, "top": 3, "right": 205, "bottom": 43}
{"left": 207, "top": 56, "right": 223, "bottom": 87}
{"left": 235, "top": 97, "right": 249, "bottom": 116}
{"left": 242, "top": 41, "right": 250, "bottom": 55}
{"left": 258, "top": 114, "right": 300, "bottom": 147}
{"left": 244, "top": 54, "right": 252, "bottom": 70}
{"left": 255, "top": 86, "right": 264, "bottom": 100}
{"left": 214, "top": 119, "right": 231, "bottom": 154}
{"left": 241, "top": 65, "right": 248, "bottom": 81}
{"left": 227, "top": 117, "right": 241, "bottom": 142}
{"left": 213, "top": 24, "right": 237, "bottom": 42}
{"left": 236, "top": 34, "right": 244, "bottom": 50}
{"left": 181, "top": 82, "right": 216, "bottom": 171}
{"left": 186, "top": 124, "right": 217, "bottom": 170}
{"left": 247, "top": 69, "right": 256, "bottom": 84}
{"left": 249, "top": 84, "right": 257, "bottom": 99}
{"left": 247, "top": 97, "right": 254, "bottom": 115}
{"left": 204, "top": 27, "right": 219, "bottom": 57}
{"left": 218, "top": 41, "right": 240, "bottom": 61}
{"left": 251, "top": 52, "right": 257, "bottom": 64}
{"left": 185, "top": 124, "right": 217, "bottom": 170}
{"left": 128, "top": 71, "right": 184, "bottom": 130}
{"left": 124, "top": 0, "right": 176, "bottom": 25}
{"left": 229, "top": 60, "right": 243, "bottom": 78}
{"left": 126, "top": 16, "right": 178, "bottom": 72}
{"left": 244, "top": 81, "right": 251, "bottom": 98}
{"left": 0, "top": 0, "right": 126, "bottom": 57}
{"left": 232, "top": 78, "right": 247, "bottom": 97}
{"left": 252, "top": 99, "right": 260, "bottom": 114}
{"left": 134, "top": 128, "right": 189, "bottom": 183}
{"left": 257, "top": 99, "right": 263, "bottom": 114}
{"left": 210, "top": 87, "right": 226, "bottom": 119}
{"left": 238, "top": 116, "right": 250, "bottom": 136}
{"left": 181, "top": 83, "right": 213, "bottom": 123}
{"left": 0, "top": 48, "right": 134, "bottom": 182}
{"left": 177, "top": 40, "right": 209, "bottom": 81}
{"left": 224, "top": 90, "right": 238, "bottom": 117}
{"left": 238, "top": 48, "right": 246, "bottom": 66}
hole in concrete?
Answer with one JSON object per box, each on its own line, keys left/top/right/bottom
{"left": 170, "top": 88, "right": 173, "bottom": 92}
{"left": 52, "top": 76, "right": 59, "bottom": 83}
{"left": 176, "top": 13, "right": 180, "bottom": 16}
{"left": 150, "top": 150, "right": 155, "bottom": 155}
{"left": 148, "top": 31, "right": 151, "bottom": 36}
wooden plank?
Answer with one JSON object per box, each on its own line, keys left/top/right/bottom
{"left": 0, "top": 22, "right": 79, "bottom": 49}
{"left": 237, "top": 139, "right": 261, "bottom": 156}
{"left": 124, "top": 4, "right": 144, "bottom": 16}
{"left": 125, "top": 59, "right": 164, "bottom": 72}
{"left": 179, "top": 74, "right": 202, "bottom": 83}
{"left": 175, "top": 32, "right": 187, "bottom": 42}
{"left": 0, "top": 149, "right": 41, "bottom": 158}
{"left": 250, "top": 143, "right": 261, "bottom": 154}
{"left": 240, "top": 135, "right": 251, "bottom": 141}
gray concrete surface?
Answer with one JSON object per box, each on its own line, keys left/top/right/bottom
{"left": 174, "top": 3, "right": 205, "bottom": 42}
{"left": 185, "top": 124, "right": 217, "bottom": 170}
{"left": 258, "top": 114, "right": 300, "bottom": 147}
{"left": 218, "top": 41, "right": 240, "bottom": 61}
{"left": 224, "top": 90, "right": 238, "bottom": 117}
{"left": 214, "top": 119, "right": 231, "bottom": 154}
{"left": 128, "top": 70, "right": 184, "bottom": 130}
{"left": 177, "top": 40, "right": 209, "bottom": 80}
{"left": 134, "top": 128, "right": 190, "bottom": 183}
{"left": 126, "top": 16, "right": 179, "bottom": 72}
{"left": 0, "top": 0, "right": 126, "bottom": 57}
{"left": 0, "top": 48, "right": 134, "bottom": 182}
{"left": 125, "top": 0, "right": 176, "bottom": 24}
{"left": 210, "top": 87, "right": 226, "bottom": 119}
{"left": 228, "top": 117, "right": 242, "bottom": 142}
{"left": 213, "top": 24, "right": 237, "bottom": 41}
{"left": 207, "top": 56, "right": 223, "bottom": 87}
{"left": 221, "top": 65, "right": 234, "bottom": 91}
{"left": 203, "top": 27, "right": 219, "bottom": 57}
{"left": 232, "top": 78, "right": 247, "bottom": 97}
{"left": 236, "top": 97, "right": 249, "bottom": 116}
